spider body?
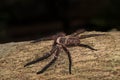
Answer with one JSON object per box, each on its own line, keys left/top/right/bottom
{"left": 56, "top": 37, "right": 80, "bottom": 46}
{"left": 24, "top": 29, "right": 105, "bottom": 74}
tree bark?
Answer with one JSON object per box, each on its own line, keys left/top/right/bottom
{"left": 0, "top": 31, "right": 120, "bottom": 80}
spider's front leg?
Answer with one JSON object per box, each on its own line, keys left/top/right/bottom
{"left": 37, "top": 45, "right": 60, "bottom": 74}
{"left": 31, "top": 32, "right": 66, "bottom": 43}
{"left": 24, "top": 46, "right": 57, "bottom": 67}
{"left": 62, "top": 45, "right": 72, "bottom": 74}
{"left": 31, "top": 36, "right": 54, "bottom": 43}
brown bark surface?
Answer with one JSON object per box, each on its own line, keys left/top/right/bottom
{"left": 0, "top": 31, "right": 120, "bottom": 80}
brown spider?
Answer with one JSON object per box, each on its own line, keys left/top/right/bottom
{"left": 24, "top": 29, "right": 105, "bottom": 74}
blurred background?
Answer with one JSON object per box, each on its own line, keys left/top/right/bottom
{"left": 0, "top": 0, "right": 120, "bottom": 43}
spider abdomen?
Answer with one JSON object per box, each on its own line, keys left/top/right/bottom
{"left": 57, "top": 37, "right": 80, "bottom": 46}
{"left": 66, "top": 37, "right": 80, "bottom": 46}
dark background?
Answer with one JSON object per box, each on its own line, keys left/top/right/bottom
{"left": 0, "top": 0, "right": 120, "bottom": 43}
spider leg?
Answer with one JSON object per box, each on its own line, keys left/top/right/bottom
{"left": 31, "top": 37, "right": 53, "bottom": 43}
{"left": 31, "top": 32, "right": 66, "bottom": 43}
{"left": 78, "top": 44, "right": 97, "bottom": 51}
{"left": 37, "top": 47, "right": 60, "bottom": 74}
{"left": 79, "top": 34, "right": 105, "bottom": 39}
{"left": 70, "top": 29, "right": 85, "bottom": 37}
{"left": 62, "top": 45, "right": 72, "bottom": 74}
{"left": 24, "top": 46, "right": 57, "bottom": 67}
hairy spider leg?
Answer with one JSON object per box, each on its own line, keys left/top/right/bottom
{"left": 79, "top": 34, "right": 105, "bottom": 39}
{"left": 70, "top": 29, "right": 85, "bottom": 37}
{"left": 24, "top": 46, "right": 57, "bottom": 67}
{"left": 31, "top": 32, "right": 66, "bottom": 43}
{"left": 31, "top": 37, "right": 53, "bottom": 43}
{"left": 37, "top": 46, "right": 60, "bottom": 74}
{"left": 62, "top": 45, "right": 72, "bottom": 74}
{"left": 78, "top": 44, "right": 97, "bottom": 51}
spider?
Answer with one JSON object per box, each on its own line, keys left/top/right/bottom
{"left": 24, "top": 29, "right": 105, "bottom": 74}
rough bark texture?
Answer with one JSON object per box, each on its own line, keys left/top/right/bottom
{"left": 0, "top": 31, "right": 120, "bottom": 80}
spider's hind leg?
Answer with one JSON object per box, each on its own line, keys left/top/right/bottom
{"left": 79, "top": 34, "right": 106, "bottom": 39}
{"left": 78, "top": 44, "right": 97, "bottom": 51}
{"left": 70, "top": 29, "right": 85, "bottom": 37}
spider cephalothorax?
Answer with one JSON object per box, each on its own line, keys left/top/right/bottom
{"left": 24, "top": 29, "right": 105, "bottom": 74}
